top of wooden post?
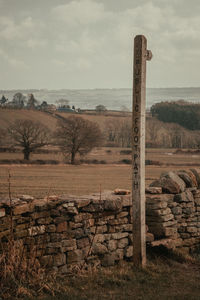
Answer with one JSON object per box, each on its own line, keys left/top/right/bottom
{"left": 134, "top": 35, "right": 152, "bottom": 61}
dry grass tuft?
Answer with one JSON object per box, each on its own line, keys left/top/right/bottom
{"left": 0, "top": 239, "right": 57, "bottom": 299}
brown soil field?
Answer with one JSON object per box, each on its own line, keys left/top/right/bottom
{"left": 1, "top": 146, "right": 199, "bottom": 165}
{"left": 57, "top": 111, "right": 131, "bottom": 130}
{"left": 0, "top": 109, "right": 58, "bottom": 131}
{"left": 0, "top": 147, "right": 199, "bottom": 198}
{"left": 0, "top": 109, "right": 129, "bottom": 132}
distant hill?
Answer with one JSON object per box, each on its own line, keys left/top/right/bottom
{"left": 0, "top": 108, "right": 130, "bottom": 132}
{"left": 0, "top": 109, "right": 58, "bottom": 131}
{"left": 1, "top": 87, "right": 200, "bottom": 110}
{"left": 0, "top": 107, "right": 200, "bottom": 149}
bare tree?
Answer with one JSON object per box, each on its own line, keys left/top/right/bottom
{"left": 27, "top": 94, "right": 38, "bottom": 109}
{"left": 55, "top": 116, "right": 103, "bottom": 164}
{"left": 0, "top": 128, "right": 5, "bottom": 146}
{"left": 12, "top": 92, "right": 26, "bottom": 108}
{"left": 160, "top": 133, "right": 171, "bottom": 148}
{"left": 7, "top": 120, "right": 51, "bottom": 160}
{"left": 95, "top": 105, "right": 107, "bottom": 113}
{"left": 105, "top": 119, "right": 120, "bottom": 143}
{"left": 146, "top": 117, "right": 163, "bottom": 147}
{"left": 104, "top": 118, "right": 131, "bottom": 147}
{"left": 169, "top": 124, "right": 184, "bottom": 148}
{"left": 120, "top": 105, "right": 130, "bottom": 112}
{"left": 118, "top": 119, "right": 132, "bottom": 147}
{"left": 0, "top": 95, "right": 8, "bottom": 105}
{"left": 56, "top": 99, "right": 70, "bottom": 108}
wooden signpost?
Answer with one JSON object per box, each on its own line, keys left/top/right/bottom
{"left": 132, "top": 35, "right": 152, "bottom": 267}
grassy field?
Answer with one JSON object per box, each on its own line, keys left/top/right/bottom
{"left": 1, "top": 244, "right": 200, "bottom": 299}
{"left": 0, "top": 147, "right": 199, "bottom": 198}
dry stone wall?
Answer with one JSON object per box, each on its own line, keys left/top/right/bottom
{"left": 0, "top": 168, "right": 200, "bottom": 273}
{"left": 147, "top": 169, "right": 200, "bottom": 251}
{"left": 0, "top": 192, "right": 138, "bottom": 273}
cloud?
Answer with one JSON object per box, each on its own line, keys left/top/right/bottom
{"left": 52, "top": 0, "right": 111, "bottom": 26}
{"left": 52, "top": 53, "right": 91, "bottom": 71}
{"left": 52, "top": 1, "right": 174, "bottom": 62}
{"left": 0, "top": 16, "right": 35, "bottom": 40}
{"left": 0, "top": 14, "right": 47, "bottom": 51}
{"left": 0, "top": 17, "right": 19, "bottom": 40}
{"left": 49, "top": 0, "right": 200, "bottom": 88}
{"left": 75, "top": 57, "right": 91, "bottom": 70}
{"left": 52, "top": 58, "right": 66, "bottom": 67}
{"left": 26, "top": 38, "right": 47, "bottom": 49}
{"left": 1, "top": 0, "right": 200, "bottom": 88}
{"left": 55, "top": 30, "right": 103, "bottom": 56}
{"left": 0, "top": 48, "right": 28, "bottom": 69}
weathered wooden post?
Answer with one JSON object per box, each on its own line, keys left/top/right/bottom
{"left": 132, "top": 35, "right": 152, "bottom": 267}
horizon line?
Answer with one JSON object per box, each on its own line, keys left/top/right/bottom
{"left": 1, "top": 86, "right": 200, "bottom": 91}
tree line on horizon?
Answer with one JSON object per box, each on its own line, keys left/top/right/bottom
{"left": 151, "top": 100, "right": 200, "bottom": 131}
{"left": 0, "top": 93, "right": 74, "bottom": 111}
{"left": 0, "top": 92, "right": 109, "bottom": 113}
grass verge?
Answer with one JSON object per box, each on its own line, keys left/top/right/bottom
{"left": 29, "top": 249, "right": 200, "bottom": 300}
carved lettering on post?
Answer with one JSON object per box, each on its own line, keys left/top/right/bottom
{"left": 132, "top": 35, "right": 152, "bottom": 267}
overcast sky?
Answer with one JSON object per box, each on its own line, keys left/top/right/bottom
{"left": 1, "top": 0, "right": 200, "bottom": 89}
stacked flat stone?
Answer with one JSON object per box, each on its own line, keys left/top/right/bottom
{"left": 147, "top": 169, "right": 200, "bottom": 252}
{"left": 0, "top": 192, "right": 140, "bottom": 273}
